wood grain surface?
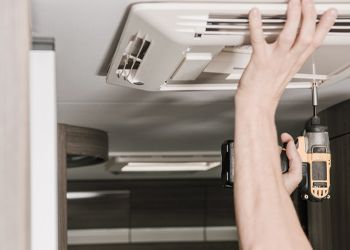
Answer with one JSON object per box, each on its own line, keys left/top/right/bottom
{"left": 0, "top": 1, "right": 30, "bottom": 249}
{"left": 308, "top": 99, "right": 350, "bottom": 250}
{"left": 67, "top": 179, "right": 235, "bottom": 230}
{"left": 68, "top": 241, "right": 239, "bottom": 250}
{"left": 60, "top": 124, "right": 109, "bottom": 249}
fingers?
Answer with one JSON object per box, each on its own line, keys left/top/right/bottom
{"left": 281, "top": 132, "right": 293, "bottom": 143}
{"left": 287, "top": 7, "right": 337, "bottom": 77}
{"left": 278, "top": 0, "right": 302, "bottom": 50}
{"left": 248, "top": 8, "right": 266, "bottom": 53}
{"left": 312, "top": 8, "right": 338, "bottom": 48}
{"left": 281, "top": 133, "right": 299, "bottom": 161}
{"left": 292, "top": 0, "right": 317, "bottom": 55}
{"left": 281, "top": 133, "right": 302, "bottom": 194}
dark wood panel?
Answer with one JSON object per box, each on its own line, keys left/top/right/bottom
{"left": 307, "top": 200, "right": 332, "bottom": 250}
{"left": 319, "top": 99, "right": 350, "bottom": 139}
{"left": 62, "top": 124, "right": 108, "bottom": 168}
{"left": 62, "top": 124, "right": 109, "bottom": 248}
{"left": 58, "top": 124, "right": 68, "bottom": 250}
{"left": 68, "top": 179, "right": 217, "bottom": 191}
{"left": 131, "top": 186, "right": 206, "bottom": 227}
{"left": 206, "top": 187, "right": 235, "bottom": 226}
{"left": 68, "top": 191, "right": 130, "bottom": 229}
{"left": 68, "top": 242, "right": 239, "bottom": 250}
{"left": 64, "top": 124, "right": 108, "bottom": 161}
{"left": 308, "top": 99, "right": 350, "bottom": 250}
{"left": 68, "top": 180, "right": 236, "bottom": 229}
{"left": 329, "top": 135, "right": 350, "bottom": 250}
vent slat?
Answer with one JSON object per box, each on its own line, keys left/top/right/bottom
{"left": 116, "top": 34, "right": 151, "bottom": 83}
{"left": 178, "top": 14, "right": 350, "bottom": 35}
{"left": 206, "top": 24, "right": 282, "bottom": 30}
{"left": 194, "top": 30, "right": 350, "bottom": 36}
{"left": 207, "top": 18, "right": 284, "bottom": 23}
{"left": 203, "top": 24, "right": 350, "bottom": 30}
{"left": 177, "top": 24, "right": 350, "bottom": 31}
{"left": 178, "top": 15, "right": 350, "bottom": 22}
{"left": 177, "top": 22, "right": 350, "bottom": 30}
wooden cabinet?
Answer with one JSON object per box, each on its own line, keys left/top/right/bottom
{"left": 308, "top": 99, "right": 350, "bottom": 250}
{"left": 206, "top": 187, "right": 235, "bottom": 226}
{"left": 59, "top": 125, "right": 109, "bottom": 249}
{"left": 67, "top": 180, "right": 237, "bottom": 249}
{"left": 68, "top": 190, "right": 130, "bottom": 229}
{"left": 131, "top": 185, "right": 206, "bottom": 227}
{"left": 68, "top": 179, "right": 235, "bottom": 229}
{"left": 68, "top": 242, "right": 239, "bottom": 250}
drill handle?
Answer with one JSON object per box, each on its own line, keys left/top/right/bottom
{"left": 280, "top": 148, "right": 289, "bottom": 174}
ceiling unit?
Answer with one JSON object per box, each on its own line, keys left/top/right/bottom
{"left": 106, "top": 2, "right": 350, "bottom": 91}
{"left": 106, "top": 152, "right": 221, "bottom": 173}
{"left": 120, "top": 162, "right": 220, "bottom": 172}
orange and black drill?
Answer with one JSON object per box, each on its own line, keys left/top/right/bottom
{"left": 222, "top": 81, "right": 331, "bottom": 202}
{"left": 221, "top": 119, "right": 331, "bottom": 202}
{"left": 280, "top": 116, "right": 331, "bottom": 201}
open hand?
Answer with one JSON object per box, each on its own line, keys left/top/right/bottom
{"left": 237, "top": 0, "right": 337, "bottom": 111}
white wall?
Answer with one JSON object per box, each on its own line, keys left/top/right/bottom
{"left": 30, "top": 50, "right": 58, "bottom": 250}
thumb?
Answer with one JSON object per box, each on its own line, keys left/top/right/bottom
{"left": 281, "top": 133, "right": 302, "bottom": 194}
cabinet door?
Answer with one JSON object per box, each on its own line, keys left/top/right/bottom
{"left": 206, "top": 187, "right": 235, "bottom": 226}
{"left": 329, "top": 135, "right": 350, "bottom": 250}
{"left": 68, "top": 242, "right": 239, "bottom": 250}
{"left": 308, "top": 134, "right": 350, "bottom": 250}
{"left": 68, "top": 190, "right": 130, "bottom": 229}
{"left": 131, "top": 186, "right": 205, "bottom": 227}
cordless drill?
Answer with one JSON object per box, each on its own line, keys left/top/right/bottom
{"left": 221, "top": 73, "right": 331, "bottom": 201}
{"left": 221, "top": 120, "right": 331, "bottom": 202}
{"left": 280, "top": 116, "right": 331, "bottom": 201}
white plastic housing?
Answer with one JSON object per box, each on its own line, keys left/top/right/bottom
{"left": 106, "top": 2, "right": 350, "bottom": 91}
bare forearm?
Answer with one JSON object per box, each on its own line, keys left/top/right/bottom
{"left": 232, "top": 1, "right": 336, "bottom": 248}
{"left": 234, "top": 97, "right": 310, "bottom": 249}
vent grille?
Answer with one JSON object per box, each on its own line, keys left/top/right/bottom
{"left": 117, "top": 34, "right": 151, "bottom": 83}
{"left": 183, "top": 14, "right": 350, "bottom": 36}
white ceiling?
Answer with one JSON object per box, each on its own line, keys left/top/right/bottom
{"left": 31, "top": 0, "right": 350, "bottom": 157}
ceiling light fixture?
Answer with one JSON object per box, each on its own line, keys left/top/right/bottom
{"left": 120, "top": 162, "right": 220, "bottom": 172}
{"left": 67, "top": 192, "right": 101, "bottom": 200}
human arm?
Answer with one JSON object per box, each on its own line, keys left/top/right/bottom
{"left": 233, "top": 0, "right": 337, "bottom": 249}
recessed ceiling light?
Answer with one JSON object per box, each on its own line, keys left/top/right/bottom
{"left": 121, "top": 162, "right": 220, "bottom": 172}
{"left": 67, "top": 192, "right": 101, "bottom": 200}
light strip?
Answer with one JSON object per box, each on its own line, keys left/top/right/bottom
{"left": 109, "top": 151, "right": 220, "bottom": 157}
{"left": 121, "top": 162, "right": 220, "bottom": 172}
{"left": 67, "top": 192, "right": 101, "bottom": 200}
{"left": 160, "top": 82, "right": 312, "bottom": 91}
{"left": 68, "top": 228, "right": 128, "bottom": 245}
{"left": 67, "top": 190, "right": 130, "bottom": 200}
{"left": 226, "top": 72, "right": 328, "bottom": 81}
{"left": 68, "top": 226, "right": 238, "bottom": 245}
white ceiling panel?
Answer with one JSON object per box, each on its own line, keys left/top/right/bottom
{"left": 33, "top": 0, "right": 350, "bottom": 155}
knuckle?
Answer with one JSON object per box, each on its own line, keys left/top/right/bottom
{"left": 295, "top": 173, "right": 302, "bottom": 184}
{"left": 280, "top": 35, "right": 294, "bottom": 45}
{"left": 311, "top": 40, "right": 322, "bottom": 49}
{"left": 300, "top": 36, "right": 313, "bottom": 46}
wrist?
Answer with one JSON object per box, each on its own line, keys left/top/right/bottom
{"left": 235, "top": 90, "right": 278, "bottom": 118}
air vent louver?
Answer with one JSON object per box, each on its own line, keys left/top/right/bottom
{"left": 116, "top": 34, "right": 151, "bottom": 84}
{"left": 189, "top": 14, "right": 350, "bottom": 36}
